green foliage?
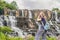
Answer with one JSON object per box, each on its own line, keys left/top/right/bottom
{"left": 0, "top": 26, "right": 12, "bottom": 33}
{"left": 0, "top": 0, "right": 17, "bottom": 10}
{"left": 0, "top": 0, "right": 17, "bottom": 14}
{"left": 0, "top": 32, "right": 23, "bottom": 40}
{"left": 27, "top": 36, "right": 56, "bottom": 40}
{"left": 0, "top": 1, "right": 6, "bottom": 14}
{"left": 52, "top": 8, "right": 59, "bottom": 11}
{"left": 0, "top": 26, "right": 23, "bottom": 40}
{"left": 6, "top": 3, "right": 17, "bottom": 10}
{"left": 27, "top": 36, "right": 34, "bottom": 40}
{"left": 57, "top": 11, "right": 60, "bottom": 14}
{"left": 47, "top": 36, "right": 56, "bottom": 40}
{"left": 11, "top": 1, "right": 18, "bottom": 9}
{"left": 0, "top": 32, "right": 6, "bottom": 40}
{"left": 0, "top": 26, "right": 57, "bottom": 40}
{"left": 9, "top": 37, "right": 23, "bottom": 40}
{"left": 24, "top": 36, "right": 56, "bottom": 40}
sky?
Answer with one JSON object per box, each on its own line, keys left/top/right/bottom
{"left": 5, "top": 0, "right": 60, "bottom": 10}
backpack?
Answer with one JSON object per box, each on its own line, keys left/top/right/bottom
{"left": 44, "top": 22, "right": 50, "bottom": 30}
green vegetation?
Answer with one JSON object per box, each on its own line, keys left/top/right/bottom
{"left": 52, "top": 8, "right": 59, "bottom": 11}
{"left": 0, "top": 26, "right": 57, "bottom": 40}
{"left": 0, "top": 0, "right": 18, "bottom": 14}
{"left": 0, "top": 26, "right": 23, "bottom": 40}
{"left": 0, "top": 26, "right": 12, "bottom": 33}
{"left": 52, "top": 8, "right": 60, "bottom": 15}
{"left": 0, "top": 0, "right": 17, "bottom": 10}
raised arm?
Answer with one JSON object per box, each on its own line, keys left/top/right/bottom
{"left": 37, "top": 14, "right": 41, "bottom": 22}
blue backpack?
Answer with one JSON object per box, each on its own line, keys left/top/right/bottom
{"left": 44, "top": 22, "right": 50, "bottom": 30}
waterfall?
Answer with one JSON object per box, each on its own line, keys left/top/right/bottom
{"left": 35, "top": 21, "right": 41, "bottom": 30}
{"left": 4, "top": 16, "right": 9, "bottom": 26}
{"left": 8, "top": 16, "right": 26, "bottom": 38}
{"left": 55, "top": 26, "right": 60, "bottom": 33}
{"left": 54, "top": 11, "right": 59, "bottom": 22}
{"left": 22, "top": 10, "right": 24, "bottom": 17}
{"left": 9, "top": 16, "right": 16, "bottom": 27}
{"left": 10, "top": 11, "right": 13, "bottom": 16}
{"left": 53, "top": 11, "right": 60, "bottom": 35}
{"left": 29, "top": 10, "right": 32, "bottom": 18}
{"left": 49, "top": 20, "right": 53, "bottom": 25}
{"left": 0, "top": 15, "right": 4, "bottom": 26}
{"left": 0, "top": 15, "right": 27, "bottom": 38}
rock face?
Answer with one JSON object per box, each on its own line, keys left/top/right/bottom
{"left": 16, "top": 17, "right": 38, "bottom": 36}
{"left": 4, "top": 8, "right": 10, "bottom": 16}
{"left": 31, "top": 9, "right": 52, "bottom": 20}
{"left": 16, "top": 17, "right": 29, "bottom": 29}
{"left": 3, "top": 8, "right": 52, "bottom": 29}
{"left": 58, "top": 14, "right": 60, "bottom": 19}
{"left": 3, "top": 8, "right": 56, "bottom": 35}
{"left": 4, "top": 8, "right": 52, "bottom": 20}
{"left": 16, "top": 17, "right": 37, "bottom": 29}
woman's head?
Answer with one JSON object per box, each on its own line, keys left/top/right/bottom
{"left": 39, "top": 11, "right": 44, "bottom": 18}
{"left": 39, "top": 11, "right": 47, "bottom": 20}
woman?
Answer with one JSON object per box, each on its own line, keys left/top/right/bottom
{"left": 35, "top": 11, "right": 47, "bottom": 40}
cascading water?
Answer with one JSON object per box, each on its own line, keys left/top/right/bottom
{"left": 0, "top": 15, "right": 27, "bottom": 38}
{"left": 22, "top": 10, "right": 24, "bottom": 17}
{"left": 0, "top": 15, "right": 4, "bottom": 26}
{"left": 51, "top": 11, "right": 60, "bottom": 36}
{"left": 49, "top": 20, "right": 53, "bottom": 25}
{"left": 54, "top": 11, "right": 59, "bottom": 22}
{"left": 8, "top": 16, "right": 25, "bottom": 37}
{"left": 29, "top": 10, "right": 32, "bottom": 18}
{"left": 35, "top": 20, "right": 41, "bottom": 30}
{"left": 10, "top": 11, "right": 13, "bottom": 16}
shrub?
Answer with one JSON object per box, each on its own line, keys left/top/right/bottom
{"left": 0, "top": 26, "right": 12, "bottom": 33}
{"left": 0, "top": 32, "right": 6, "bottom": 40}
{"left": 0, "top": 26, "right": 57, "bottom": 40}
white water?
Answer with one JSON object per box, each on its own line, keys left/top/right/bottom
{"left": 53, "top": 11, "right": 60, "bottom": 34}
{"left": 49, "top": 20, "right": 53, "bottom": 25}
{"left": 54, "top": 11, "right": 59, "bottom": 22}
{"left": 54, "top": 11, "right": 60, "bottom": 29}
{"left": 0, "top": 15, "right": 4, "bottom": 26}
{"left": 9, "top": 16, "right": 26, "bottom": 37}
{"left": 10, "top": 11, "right": 13, "bottom": 16}
{"left": 35, "top": 20, "right": 41, "bottom": 30}
{"left": 29, "top": 10, "right": 32, "bottom": 18}
{"left": 0, "top": 15, "right": 27, "bottom": 38}
{"left": 22, "top": 10, "right": 24, "bottom": 17}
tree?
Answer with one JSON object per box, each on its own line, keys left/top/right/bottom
{"left": 0, "top": 0, "right": 18, "bottom": 10}
{"left": 6, "top": 1, "right": 18, "bottom": 10}
{"left": 11, "top": 1, "right": 18, "bottom": 8}
{"left": 52, "top": 8, "right": 59, "bottom": 11}
{"left": 0, "top": 1, "right": 7, "bottom": 14}
{"left": 0, "top": 0, "right": 18, "bottom": 14}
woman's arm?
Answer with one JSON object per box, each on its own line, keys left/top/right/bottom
{"left": 37, "top": 15, "right": 41, "bottom": 21}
